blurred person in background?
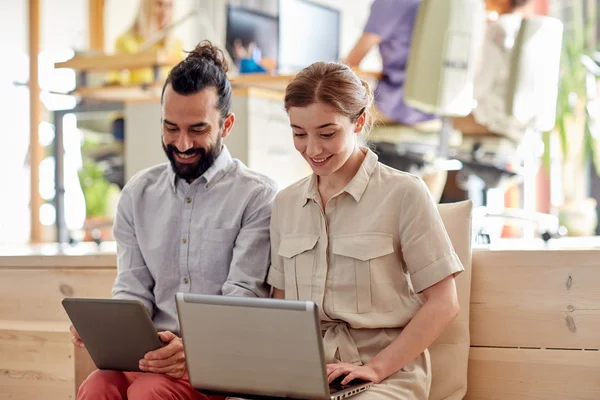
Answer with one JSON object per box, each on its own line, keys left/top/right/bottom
{"left": 107, "top": 0, "right": 183, "bottom": 86}
{"left": 344, "top": 0, "right": 447, "bottom": 202}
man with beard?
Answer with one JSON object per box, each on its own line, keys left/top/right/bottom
{"left": 73, "top": 41, "right": 278, "bottom": 399}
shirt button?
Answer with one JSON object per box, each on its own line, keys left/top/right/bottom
{"left": 185, "top": 197, "right": 191, "bottom": 204}
{"left": 182, "top": 237, "right": 187, "bottom": 244}
{"left": 183, "top": 278, "right": 189, "bottom": 284}
{"left": 205, "top": 184, "right": 211, "bottom": 189}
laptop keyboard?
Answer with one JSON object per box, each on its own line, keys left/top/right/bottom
{"left": 329, "top": 382, "right": 352, "bottom": 393}
{"left": 329, "top": 377, "right": 369, "bottom": 393}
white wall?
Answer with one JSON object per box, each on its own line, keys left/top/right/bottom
{"left": 42, "top": 0, "right": 89, "bottom": 52}
{"left": 0, "top": 0, "right": 29, "bottom": 244}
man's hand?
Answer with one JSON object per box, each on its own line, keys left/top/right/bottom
{"left": 69, "top": 325, "right": 85, "bottom": 348}
{"left": 139, "top": 331, "right": 186, "bottom": 379}
{"left": 326, "top": 363, "right": 381, "bottom": 385}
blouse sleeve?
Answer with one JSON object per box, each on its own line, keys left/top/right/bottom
{"left": 399, "top": 176, "right": 464, "bottom": 293}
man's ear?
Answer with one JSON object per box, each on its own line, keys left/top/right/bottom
{"left": 221, "top": 113, "right": 236, "bottom": 139}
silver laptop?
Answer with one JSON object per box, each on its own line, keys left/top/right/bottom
{"left": 175, "top": 293, "right": 373, "bottom": 400}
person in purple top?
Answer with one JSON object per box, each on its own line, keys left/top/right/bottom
{"left": 344, "top": 0, "right": 447, "bottom": 202}
{"left": 345, "top": 0, "right": 436, "bottom": 126}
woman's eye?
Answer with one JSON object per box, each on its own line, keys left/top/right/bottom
{"left": 320, "top": 132, "right": 335, "bottom": 138}
{"left": 293, "top": 132, "right": 307, "bottom": 137}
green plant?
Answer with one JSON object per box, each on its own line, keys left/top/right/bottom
{"left": 78, "top": 161, "right": 120, "bottom": 217}
{"left": 543, "top": 1, "right": 599, "bottom": 176}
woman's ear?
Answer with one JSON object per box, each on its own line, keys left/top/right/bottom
{"left": 354, "top": 111, "right": 367, "bottom": 133}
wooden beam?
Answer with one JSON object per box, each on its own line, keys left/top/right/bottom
{"left": 470, "top": 250, "right": 600, "bottom": 350}
{"left": 89, "top": 0, "right": 105, "bottom": 51}
{"left": 29, "top": 0, "right": 42, "bottom": 243}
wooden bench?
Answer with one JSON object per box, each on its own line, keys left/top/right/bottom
{"left": 2, "top": 245, "right": 600, "bottom": 399}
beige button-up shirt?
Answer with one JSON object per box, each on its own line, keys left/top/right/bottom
{"left": 267, "top": 148, "right": 463, "bottom": 369}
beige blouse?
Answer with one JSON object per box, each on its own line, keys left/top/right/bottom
{"left": 267, "top": 148, "right": 464, "bottom": 367}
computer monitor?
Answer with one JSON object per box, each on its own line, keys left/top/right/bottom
{"left": 225, "top": 5, "right": 279, "bottom": 67}
{"left": 278, "top": 0, "right": 341, "bottom": 73}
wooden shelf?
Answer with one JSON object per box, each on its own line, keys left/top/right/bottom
{"left": 55, "top": 50, "right": 181, "bottom": 72}
{"left": 71, "top": 82, "right": 165, "bottom": 103}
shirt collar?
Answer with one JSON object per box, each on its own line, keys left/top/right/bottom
{"left": 302, "top": 147, "right": 379, "bottom": 206}
{"left": 168, "top": 145, "right": 234, "bottom": 194}
{"left": 302, "top": 174, "right": 319, "bottom": 206}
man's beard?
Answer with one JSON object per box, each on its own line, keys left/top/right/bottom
{"left": 162, "top": 136, "right": 222, "bottom": 183}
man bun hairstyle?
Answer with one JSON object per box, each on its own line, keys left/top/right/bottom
{"left": 161, "top": 40, "right": 232, "bottom": 123}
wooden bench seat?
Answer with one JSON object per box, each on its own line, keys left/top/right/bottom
{"left": 468, "top": 347, "right": 600, "bottom": 399}
{"left": 3, "top": 245, "right": 600, "bottom": 399}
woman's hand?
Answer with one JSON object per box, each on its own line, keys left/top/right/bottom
{"left": 139, "top": 331, "right": 186, "bottom": 378}
{"left": 326, "top": 363, "right": 381, "bottom": 385}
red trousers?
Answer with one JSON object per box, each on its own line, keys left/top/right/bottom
{"left": 78, "top": 369, "right": 227, "bottom": 400}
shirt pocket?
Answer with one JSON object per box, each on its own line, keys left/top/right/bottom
{"left": 331, "top": 233, "right": 395, "bottom": 314}
{"left": 277, "top": 234, "right": 319, "bottom": 301}
{"left": 195, "top": 228, "right": 239, "bottom": 283}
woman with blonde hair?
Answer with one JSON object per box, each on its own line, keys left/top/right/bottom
{"left": 107, "top": 0, "right": 183, "bottom": 85}
{"left": 268, "top": 61, "right": 463, "bottom": 399}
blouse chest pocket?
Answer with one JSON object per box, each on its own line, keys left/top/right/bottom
{"left": 277, "top": 234, "right": 319, "bottom": 301}
{"left": 331, "top": 233, "right": 396, "bottom": 314}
